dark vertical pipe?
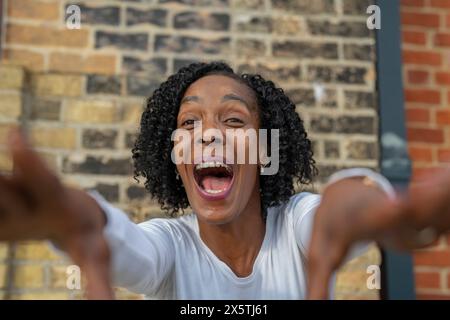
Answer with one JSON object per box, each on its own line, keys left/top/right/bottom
{"left": 375, "top": 0, "right": 415, "bottom": 300}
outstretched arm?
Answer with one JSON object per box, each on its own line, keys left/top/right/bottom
{"left": 0, "top": 129, "right": 175, "bottom": 299}
{"left": 307, "top": 168, "right": 450, "bottom": 299}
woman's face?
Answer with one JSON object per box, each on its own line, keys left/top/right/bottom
{"left": 175, "top": 75, "right": 261, "bottom": 224}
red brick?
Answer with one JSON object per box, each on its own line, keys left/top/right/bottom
{"left": 430, "top": 0, "right": 450, "bottom": 8}
{"left": 447, "top": 273, "right": 450, "bottom": 289}
{"left": 406, "top": 108, "right": 430, "bottom": 123}
{"left": 407, "top": 70, "right": 429, "bottom": 84}
{"left": 408, "top": 128, "right": 444, "bottom": 143}
{"left": 435, "top": 33, "right": 450, "bottom": 47}
{"left": 415, "top": 271, "right": 441, "bottom": 289}
{"left": 416, "top": 293, "right": 450, "bottom": 300}
{"left": 403, "top": 30, "right": 427, "bottom": 45}
{"left": 437, "top": 149, "right": 450, "bottom": 162}
{"left": 405, "top": 89, "right": 441, "bottom": 104}
{"left": 403, "top": 50, "right": 442, "bottom": 66}
{"left": 435, "top": 72, "right": 450, "bottom": 85}
{"left": 447, "top": 14, "right": 450, "bottom": 28}
{"left": 401, "top": 12, "right": 440, "bottom": 28}
{"left": 402, "top": 0, "right": 425, "bottom": 6}
{"left": 414, "top": 250, "right": 450, "bottom": 267}
{"left": 436, "top": 110, "right": 450, "bottom": 125}
{"left": 408, "top": 146, "right": 433, "bottom": 162}
{"left": 411, "top": 167, "right": 442, "bottom": 181}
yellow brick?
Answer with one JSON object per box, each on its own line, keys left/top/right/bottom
{"left": 11, "top": 292, "right": 70, "bottom": 300}
{"left": 72, "top": 287, "right": 143, "bottom": 300}
{"left": 114, "top": 287, "right": 144, "bottom": 300}
{"left": 0, "top": 65, "right": 24, "bottom": 89}
{"left": 14, "top": 264, "right": 44, "bottom": 289}
{"left": 123, "top": 103, "right": 143, "bottom": 125}
{"left": 8, "top": 0, "right": 59, "bottom": 20}
{"left": 49, "top": 265, "right": 70, "bottom": 289}
{"left": 30, "top": 127, "right": 77, "bottom": 149}
{"left": 0, "top": 264, "right": 6, "bottom": 288}
{"left": 15, "top": 241, "right": 61, "bottom": 260}
{"left": 31, "top": 74, "right": 83, "bottom": 97}
{"left": 336, "top": 291, "right": 379, "bottom": 300}
{"left": 0, "top": 243, "right": 8, "bottom": 259}
{"left": 49, "top": 53, "right": 116, "bottom": 75}
{"left": 3, "top": 48, "right": 45, "bottom": 72}
{"left": 7, "top": 24, "right": 89, "bottom": 48}
{"left": 0, "top": 93, "right": 22, "bottom": 119}
{"left": 65, "top": 100, "right": 118, "bottom": 124}
{"left": 336, "top": 268, "right": 377, "bottom": 291}
{"left": 0, "top": 151, "right": 13, "bottom": 171}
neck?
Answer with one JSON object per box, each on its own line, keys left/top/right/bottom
{"left": 197, "top": 187, "right": 265, "bottom": 278}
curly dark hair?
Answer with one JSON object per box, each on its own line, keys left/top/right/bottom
{"left": 132, "top": 61, "right": 317, "bottom": 217}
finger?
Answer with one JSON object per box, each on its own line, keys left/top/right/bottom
{"left": 306, "top": 217, "right": 348, "bottom": 300}
{"left": 83, "top": 253, "right": 115, "bottom": 300}
{"left": 8, "top": 128, "right": 60, "bottom": 197}
{"left": 407, "top": 170, "right": 450, "bottom": 229}
{"left": 0, "top": 174, "right": 26, "bottom": 215}
{"left": 0, "top": 175, "right": 31, "bottom": 240}
{"left": 307, "top": 241, "right": 347, "bottom": 300}
{"left": 67, "top": 235, "right": 114, "bottom": 300}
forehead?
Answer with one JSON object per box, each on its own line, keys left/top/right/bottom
{"left": 182, "top": 75, "right": 256, "bottom": 104}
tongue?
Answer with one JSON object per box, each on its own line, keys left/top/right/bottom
{"left": 201, "top": 175, "right": 231, "bottom": 191}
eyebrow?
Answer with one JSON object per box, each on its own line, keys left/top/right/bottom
{"left": 180, "top": 93, "right": 252, "bottom": 109}
{"left": 221, "top": 94, "right": 251, "bottom": 109}
{"left": 180, "top": 96, "right": 201, "bottom": 104}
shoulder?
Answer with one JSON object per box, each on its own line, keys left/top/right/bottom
{"left": 268, "top": 192, "right": 321, "bottom": 231}
{"left": 137, "top": 213, "right": 198, "bottom": 242}
{"left": 283, "top": 192, "right": 321, "bottom": 219}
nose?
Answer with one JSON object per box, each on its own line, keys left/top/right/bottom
{"left": 195, "top": 120, "right": 223, "bottom": 146}
{"left": 198, "top": 131, "right": 223, "bottom": 146}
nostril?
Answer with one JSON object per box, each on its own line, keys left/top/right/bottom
{"left": 200, "top": 135, "right": 220, "bottom": 145}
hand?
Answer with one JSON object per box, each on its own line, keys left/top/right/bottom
{"left": 0, "top": 129, "right": 114, "bottom": 299}
{"left": 306, "top": 170, "right": 450, "bottom": 299}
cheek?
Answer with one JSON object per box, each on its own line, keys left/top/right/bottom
{"left": 237, "top": 165, "right": 259, "bottom": 194}
{"left": 176, "top": 164, "right": 188, "bottom": 181}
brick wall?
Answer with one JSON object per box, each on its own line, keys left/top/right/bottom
{"left": 400, "top": 0, "right": 450, "bottom": 300}
{"left": 0, "top": 0, "right": 381, "bottom": 299}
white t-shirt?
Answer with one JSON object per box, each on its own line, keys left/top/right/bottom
{"left": 92, "top": 191, "right": 369, "bottom": 300}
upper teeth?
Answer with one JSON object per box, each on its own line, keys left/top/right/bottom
{"left": 195, "top": 161, "right": 232, "bottom": 173}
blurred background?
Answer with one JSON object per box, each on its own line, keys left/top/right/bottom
{"left": 0, "top": 0, "right": 448, "bottom": 300}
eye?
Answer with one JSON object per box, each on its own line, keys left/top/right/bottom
{"left": 181, "top": 119, "right": 195, "bottom": 128}
{"left": 225, "top": 118, "right": 244, "bottom": 124}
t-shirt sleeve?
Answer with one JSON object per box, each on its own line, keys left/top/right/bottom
{"left": 89, "top": 191, "right": 175, "bottom": 295}
{"left": 291, "top": 192, "right": 371, "bottom": 262}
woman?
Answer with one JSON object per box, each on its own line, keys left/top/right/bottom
{"left": 0, "top": 62, "right": 449, "bottom": 299}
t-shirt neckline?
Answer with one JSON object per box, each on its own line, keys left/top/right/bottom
{"left": 192, "top": 208, "right": 274, "bottom": 285}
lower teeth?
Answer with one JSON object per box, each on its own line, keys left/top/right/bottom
{"left": 204, "top": 189, "right": 225, "bottom": 194}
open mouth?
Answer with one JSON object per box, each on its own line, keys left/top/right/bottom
{"left": 193, "top": 161, "right": 234, "bottom": 199}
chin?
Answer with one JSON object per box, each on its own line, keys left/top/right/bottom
{"left": 194, "top": 205, "right": 238, "bottom": 225}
